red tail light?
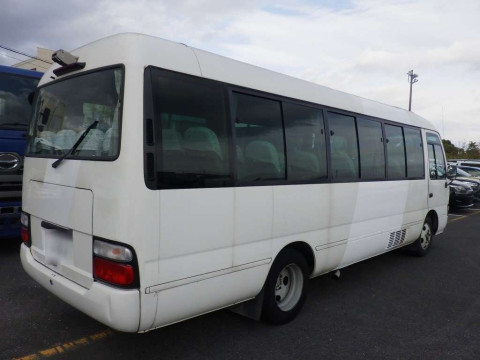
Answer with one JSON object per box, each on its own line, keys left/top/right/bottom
{"left": 93, "top": 256, "right": 135, "bottom": 287}
{"left": 21, "top": 226, "right": 30, "bottom": 246}
{"left": 20, "top": 212, "right": 31, "bottom": 247}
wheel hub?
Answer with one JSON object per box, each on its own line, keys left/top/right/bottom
{"left": 420, "top": 223, "right": 432, "bottom": 250}
{"left": 274, "top": 263, "right": 303, "bottom": 311}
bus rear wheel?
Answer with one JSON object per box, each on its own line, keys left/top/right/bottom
{"left": 409, "top": 217, "right": 433, "bottom": 257}
{"left": 262, "top": 248, "right": 309, "bottom": 324}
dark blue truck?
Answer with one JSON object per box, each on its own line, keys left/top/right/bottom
{"left": 0, "top": 65, "right": 42, "bottom": 239}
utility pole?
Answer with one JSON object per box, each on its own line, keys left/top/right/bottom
{"left": 407, "top": 70, "right": 418, "bottom": 111}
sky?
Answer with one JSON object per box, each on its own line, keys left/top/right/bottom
{"left": 1, "top": 0, "right": 479, "bottom": 146}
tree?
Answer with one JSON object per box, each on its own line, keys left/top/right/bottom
{"left": 442, "top": 139, "right": 465, "bottom": 160}
{"left": 465, "top": 141, "right": 480, "bottom": 159}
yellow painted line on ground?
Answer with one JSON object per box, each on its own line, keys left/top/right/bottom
{"left": 449, "top": 210, "right": 480, "bottom": 223}
{"left": 14, "top": 329, "right": 114, "bottom": 360}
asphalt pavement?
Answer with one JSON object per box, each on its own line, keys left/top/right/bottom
{"left": 2, "top": 209, "right": 480, "bottom": 360}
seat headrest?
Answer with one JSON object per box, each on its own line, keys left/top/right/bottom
{"left": 331, "top": 136, "right": 347, "bottom": 152}
{"left": 183, "top": 127, "right": 222, "bottom": 159}
{"left": 245, "top": 140, "right": 281, "bottom": 173}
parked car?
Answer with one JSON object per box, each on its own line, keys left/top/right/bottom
{"left": 452, "top": 160, "right": 480, "bottom": 169}
{"left": 457, "top": 166, "right": 480, "bottom": 178}
{"left": 447, "top": 167, "right": 480, "bottom": 201}
{"left": 449, "top": 180, "right": 474, "bottom": 210}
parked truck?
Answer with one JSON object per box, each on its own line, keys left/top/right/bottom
{"left": 0, "top": 65, "right": 42, "bottom": 239}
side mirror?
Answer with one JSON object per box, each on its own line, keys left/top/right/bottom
{"left": 447, "top": 165, "right": 457, "bottom": 180}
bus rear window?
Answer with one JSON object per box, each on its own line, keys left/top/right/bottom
{"left": 27, "top": 67, "right": 123, "bottom": 159}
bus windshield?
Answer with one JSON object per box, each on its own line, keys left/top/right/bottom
{"left": 26, "top": 67, "right": 123, "bottom": 159}
{"left": 0, "top": 72, "right": 39, "bottom": 129}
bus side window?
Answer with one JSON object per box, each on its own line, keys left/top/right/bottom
{"left": 328, "top": 112, "right": 359, "bottom": 180}
{"left": 385, "top": 124, "right": 406, "bottom": 179}
{"left": 284, "top": 102, "right": 327, "bottom": 181}
{"left": 433, "top": 144, "right": 446, "bottom": 179}
{"left": 404, "top": 127, "right": 424, "bottom": 178}
{"left": 357, "top": 118, "right": 385, "bottom": 180}
{"left": 428, "top": 145, "right": 437, "bottom": 179}
{"left": 149, "top": 68, "right": 232, "bottom": 188}
{"left": 427, "top": 133, "right": 446, "bottom": 180}
{"left": 233, "top": 93, "right": 285, "bottom": 182}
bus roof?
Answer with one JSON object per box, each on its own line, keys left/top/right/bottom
{"left": 43, "top": 33, "right": 438, "bottom": 132}
{"left": 0, "top": 65, "right": 43, "bottom": 78}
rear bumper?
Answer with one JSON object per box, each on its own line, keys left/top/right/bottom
{"left": 20, "top": 244, "right": 140, "bottom": 332}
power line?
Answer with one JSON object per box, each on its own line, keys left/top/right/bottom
{"left": 0, "top": 44, "right": 53, "bottom": 65}
{"left": 0, "top": 51, "right": 50, "bottom": 70}
{"left": 0, "top": 52, "right": 50, "bottom": 71}
{"left": 0, "top": 51, "right": 25, "bottom": 63}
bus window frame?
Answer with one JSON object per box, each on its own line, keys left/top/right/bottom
{"left": 325, "top": 110, "right": 361, "bottom": 182}
{"left": 403, "top": 126, "right": 426, "bottom": 179}
{"left": 228, "top": 85, "right": 332, "bottom": 187}
{"left": 144, "top": 66, "right": 428, "bottom": 190}
{"left": 356, "top": 116, "right": 387, "bottom": 181}
{"left": 144, "top": 66, "right": 234, "bottom": 190}
{"left": 383, "top": 122, "right": 408, "bottom": 181}
{"left": 230, "top": 88, "right": 287, "bottom": 186}
{"left": 426, "top": 132, "right": 446, "bottom": 180}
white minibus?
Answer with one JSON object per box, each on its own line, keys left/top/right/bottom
{"left": 20, "top": 33, "right": 449, "bottom": 332}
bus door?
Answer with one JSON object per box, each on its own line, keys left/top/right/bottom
{"left": 426, "top": 132, "right": 449, "bottom": 210}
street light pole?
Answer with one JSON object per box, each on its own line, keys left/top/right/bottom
{"left": 407, "top": 70, "right": 418, "bottom": 111}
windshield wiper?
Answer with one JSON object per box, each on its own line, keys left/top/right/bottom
{"left": 52, "top": 121, "right": 98, "bottom": 169}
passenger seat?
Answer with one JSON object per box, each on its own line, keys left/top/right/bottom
{"left": 243, "top": 140, "right": 283, "bottom": 181}
{"left": 183, "top": 127, "right": 224, "bottom": 175}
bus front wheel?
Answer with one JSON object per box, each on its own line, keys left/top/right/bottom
{"left": 261, "top": 248, "right": 309, "bottom": 324}
{"left": 409, "top": 217, "right": 434, "bottom": 257}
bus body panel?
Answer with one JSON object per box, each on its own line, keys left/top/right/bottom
{"left": 148, "top": 263, "right": 269, "bottom": 331}
{"left": 157, "top": 188, "right": 235, "bottom": 282}
{"left": 24, "top": 180, "right": 93, "bottom": 234}
{"left": 233, "top": 186, "right": 274, "bottom": 266}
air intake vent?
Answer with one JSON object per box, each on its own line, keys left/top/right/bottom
{"left": 387, "top": 229, "right": 407, "bottom": 249}
{"left": 145, "top": 118, "right": 154, "bottom": 146}
{"left": 145, "top": 152, "right": 155, "bottom": 181}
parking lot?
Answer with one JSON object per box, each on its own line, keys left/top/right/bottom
{"left": 2, "top": 209, "right": 479, "bottom": 360}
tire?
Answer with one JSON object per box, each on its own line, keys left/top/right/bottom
{"left": 261, "top": 248, "right": 309, "bottom": 325}
{"left": 409, "top": 217, "right": 434, "bottom": 257}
